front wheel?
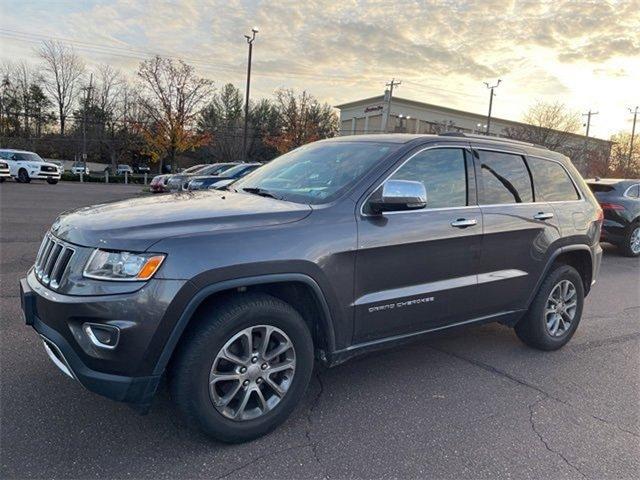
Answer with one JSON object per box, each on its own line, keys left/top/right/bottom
{"left": 169, "top": 293, "right": 314, "bottom": 443}
{"left": 17, "top": 169, "right": 30, "bottom": 183}
{"left": 515, "top": 264, "right": 584, "bottom": 350}
{"left": 619, "top": 223, "right": 640, "bottom": 257}
{"left": 47, "top": 178, "right": 59, "bottom": 185}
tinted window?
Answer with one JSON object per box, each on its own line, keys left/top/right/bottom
{"left": 389, "top": 148, "right": 467, "bottom": 208}
{"left": 588, "top": 183, "right": 615, "bottom": 193}
{"left": 478, "top": 151, "right": 533, "bottom": 204}
{"left": 626, "top": 184, "right": 640, "bottom": 198}
{"left": 528, "top": 157, "right": 580, "bottom": 202}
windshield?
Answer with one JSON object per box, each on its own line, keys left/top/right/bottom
{"left": 10, "top": 152, "right": 44, "bottom": 162}
{"left": 183, "top": 164, "right": 206, "bottom": 174}
{"left": 221, "top": 164, "right": 255, "bottom": 176}
{"left": 233, "top": 141, "right": 397, "bottom": 204}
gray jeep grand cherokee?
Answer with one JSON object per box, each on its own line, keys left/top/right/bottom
{"left": 21, "top": 133, "right": 603, "bottom": 443}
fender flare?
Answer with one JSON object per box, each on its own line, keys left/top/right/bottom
{"left": 152, "top": 273, "right": 336, "bottom": 376}
{"left": 526, "top": 244, "right": 595, "bottom": 308}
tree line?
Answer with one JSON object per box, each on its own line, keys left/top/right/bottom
{"left": 0, "top": 41, "right": 339, "bottom": 172}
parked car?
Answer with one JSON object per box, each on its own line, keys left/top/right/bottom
{"left": 587, "top": 178, "right": 640, "bottom": 257}
{"left": 187, "top": 163, "right": 261, "bottom": 191}
{"left": 0, "top": 159, "right": 10, "bottom": 181}
{"left": 70, "top": 164, "right": 90, "bottom": 175}
{"left": 21, "top": 133, "right": 602, "bottom": 443}
{"left": 116, "top": 164, "right": 133, "bottom": 175}
{"left": 0, "top": 149, "right": 61, "bottom": 184}
{"left": 149, "top": 174, "right": 170, "bottom": 193}
{"left": 167, "top": 163, "right": 238, "bottom": 191}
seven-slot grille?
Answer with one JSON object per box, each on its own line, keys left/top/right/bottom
{"left": 34, "top": 233, "right": 75, "bottom": 290}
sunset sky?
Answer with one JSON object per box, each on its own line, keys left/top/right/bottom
{"left": 1, "top": 0, "right": 638, "bottom": 140}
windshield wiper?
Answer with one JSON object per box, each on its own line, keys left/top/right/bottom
{"left": 241, "top": 187, "right": 282, "bottom": 200}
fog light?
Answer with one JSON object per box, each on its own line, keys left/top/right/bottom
{"left": 82, "top": 323, "right": 120, "bottom": 350}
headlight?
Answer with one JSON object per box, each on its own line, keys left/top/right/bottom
{"left": 83, "top": 250, "right": 165, "bottom": 281}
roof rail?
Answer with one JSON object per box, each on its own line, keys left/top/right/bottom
{"left": 438, "top": 132, "right": 548, "bottom": 149}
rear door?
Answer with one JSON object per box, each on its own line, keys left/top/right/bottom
{"left": 473, "top": 146, "right": 561, "bottom": 316}
{"left": 354, "top": 145, "right": 483, "bottom": 343}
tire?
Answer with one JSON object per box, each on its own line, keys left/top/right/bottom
{"left": 0, "top": 177, "right": 5, "bottom": 183}
{"left": 169, "top": 293, "right": 314, "bottom": 443}
{"left": 46, "top": 178, "right": 59, "bottom": 185}
{"left": 18, "top": 169, "right": 30, "bottom": 183}
{"left": 619, "top": 223, "right": 640, "bottom": 257}
{"left": 515, "top": 264, "right": 584, "bottom": 350}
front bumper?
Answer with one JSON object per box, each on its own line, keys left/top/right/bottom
{"left": 31, "top": 172, "right": 61, "bottom": 180}
{"left": 20, "top": 272, "right": 188, "bottom": 411}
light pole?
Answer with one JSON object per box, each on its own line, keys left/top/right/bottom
{"left": 628, "top": 106, "right": 638, "bottom": 175}
{"left": 484, "top": 79, "right": 501, "bottom": 135}
{"left": 242, "top": 27, "right": 258, "bottom": 163}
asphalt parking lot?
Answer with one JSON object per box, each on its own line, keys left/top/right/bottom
{"left": 1, "top": 180, "right": 638, "bottom": 479}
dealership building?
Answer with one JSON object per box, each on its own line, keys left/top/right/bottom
{"left": 335, "top": 94, "right": 612, "bottom": 172}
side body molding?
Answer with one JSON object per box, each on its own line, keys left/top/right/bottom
{"left": 152, "top": 273, "right": 337, "bottom": 376}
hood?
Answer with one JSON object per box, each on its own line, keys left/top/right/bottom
{"left": 53, "top": 190, "right": 312, "bottom": 251}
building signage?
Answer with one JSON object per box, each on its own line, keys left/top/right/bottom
{"left": 364, "top": 105, "right": 383, "bottom": 113}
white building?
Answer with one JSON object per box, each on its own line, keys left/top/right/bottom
{"left": 335, "top": 94, "right": 612, "bottom": 172}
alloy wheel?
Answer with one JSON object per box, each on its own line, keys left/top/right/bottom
{"left": 544, "top": 280, "right": 577, "bottom": 337}
{"left": 630, "top": 227, "right": 640, "bottom": 255}
{"left": 209, "top": 325, "right": 296, "bottom": 421}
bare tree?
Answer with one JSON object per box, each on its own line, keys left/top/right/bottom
{"left": 38, "top": 40, "right": 85, "bottom": 135}
{"left": 504, "top": 101, "right": 581, "bottom": 151}
{"left": 137, "top": 56, "right": 213, "bottom": 171}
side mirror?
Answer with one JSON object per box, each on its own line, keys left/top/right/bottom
{"left": 369, "top": 179, "right": 427, "bottom": 214}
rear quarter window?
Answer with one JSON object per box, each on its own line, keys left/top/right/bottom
{"left": 528, "top": 157, "right": 580, "bottom": 202}
{"left": 587, "top": 183, "right": 615, "bottom": 193}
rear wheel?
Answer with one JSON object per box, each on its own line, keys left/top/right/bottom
{"left": 18, "top": 169, "right": 30, "bottom": 183}
{"left": 619, "top": 223, "right": 640, "bottom": 257}
{"left": 169, "top": 293, "right": 314, "bottom": 443}
{"left": 515, "top": 264, "right": 584, "bottom": 350}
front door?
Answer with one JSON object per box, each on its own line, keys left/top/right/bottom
{"left": 354, "top": 146, "right": 483, "bottom": 343}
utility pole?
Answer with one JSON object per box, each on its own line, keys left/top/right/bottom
{"left": 484, "top": 79, "right": 501, "bottom": 135}
{"left": 628, "top": 106, "right": 638, "bottom": 175}
{"left": 583, "top": 109, "right": 599, "bottom": 138}
{"left": 384, "top": 78, "right": 401, "bottom": 133}
{"left": 242, "top": 27, "right": 258, "bottom": 163}
{"left": 82, "top": 73, "right": 93, "bottom": 165}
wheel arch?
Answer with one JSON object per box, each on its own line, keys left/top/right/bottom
{"left": 527, "top": 245, "right": 594, "bottom": 308}
{"left": 153, "top": 274, "right": 337, "bottom": 376}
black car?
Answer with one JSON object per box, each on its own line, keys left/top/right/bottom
{"left": 21, "top": 133, "right": 602, "bottom": 443}
{"left": 186, "top": 163, "right": 262, "bottom": 191}
{"left": 166, "top": 163, "right": 238, "bottom": 191}
{"left": 587, "top": 178, "right": 640, "bottom": 257}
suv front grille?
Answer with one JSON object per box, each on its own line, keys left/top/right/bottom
{"left": 34, "top": 233, "right": 75, "bottom": 290}
{"left": 41, "top": 165, "right": 57, "bottom": 172}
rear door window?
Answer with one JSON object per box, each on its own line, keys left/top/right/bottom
{"left": 527, "top": 157, "right": 580, "bottom": 202}
{"left": 477, "top": 150, "right": 533, "bottom": 204}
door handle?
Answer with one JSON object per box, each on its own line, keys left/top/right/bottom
{"left": 533, "top": 212, "right": 554, "bottom": 221}
{"left": 450, "top": 218, "right": 478, "bottom": 228}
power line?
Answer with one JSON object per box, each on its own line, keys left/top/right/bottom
{"left": 0, "top": 28, "right": 487, "bottom": 103}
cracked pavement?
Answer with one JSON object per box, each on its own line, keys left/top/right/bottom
{"left": 1, "top": 181, "right": 639, "bottom": 479}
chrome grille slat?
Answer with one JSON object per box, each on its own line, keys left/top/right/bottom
{"left": 33, "top": 232, "right": 76, "bottom": 290}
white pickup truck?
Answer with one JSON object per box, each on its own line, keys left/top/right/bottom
{"left": 0, "top": 149, "right": 61, "bottom": 184}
